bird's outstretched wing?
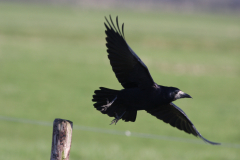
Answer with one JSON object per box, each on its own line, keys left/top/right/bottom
{"left": 146, "top": 103, "right": 220, "bottom": 145}
{"left": 104, "top": 15, "right": 155, "bottom": 89}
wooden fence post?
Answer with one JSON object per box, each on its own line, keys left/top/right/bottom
{"left": 50, "top": 118, "right": 73, "bottom": 160}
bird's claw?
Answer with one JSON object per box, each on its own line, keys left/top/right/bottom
{"left": 110, "top": 111, "right": 126, "bottom": 125}
{"left": 101, "top": 96, "right": 117, "bottom": 111}
{"left": 101, "top": 98, "right": 109, "bottom": 111}
{"left": 110, "top": 118, "right": 119, "bottom": 125}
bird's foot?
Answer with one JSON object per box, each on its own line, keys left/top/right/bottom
{"left": 110, "top": 111, "right": 126, "bottom": 125}
{"left": 101, "top": 96, "right": 117, "bottom": 111}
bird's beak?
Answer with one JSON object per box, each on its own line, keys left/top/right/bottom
{"left": 175, "top": 91, "right": 192, "bottom": 100}
{"left": 180, "top": 93, "right": 192, "bottom": 99}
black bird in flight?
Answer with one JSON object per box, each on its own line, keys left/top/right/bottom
{"left": 92, "top": 16, "right": 220, "bottom": 145}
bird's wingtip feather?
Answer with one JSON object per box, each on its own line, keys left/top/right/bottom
{"left": 200, "top": 136, "right": 221, "bottom": 145}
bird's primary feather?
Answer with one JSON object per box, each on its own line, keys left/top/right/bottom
{"left": 105, "top": 16, "right": 154, "bottom": 89}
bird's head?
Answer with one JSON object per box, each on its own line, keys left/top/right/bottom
{"left": 167, "top": 87, "right": 192, "bottom": 101}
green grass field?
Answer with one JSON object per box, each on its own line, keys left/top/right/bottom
{"left": 0, "top": 3, "right": 240, "bottom": 160}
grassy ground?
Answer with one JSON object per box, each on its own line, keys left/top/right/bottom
{"left": 0, "top": 2, "right": 240, "bottom": 160}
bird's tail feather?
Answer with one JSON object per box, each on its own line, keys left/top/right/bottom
{"left": 92, "top": 87, "right": 137, "bottom": 122}
{"left": 93, "top": 87, "right": 121, "bottom": 117}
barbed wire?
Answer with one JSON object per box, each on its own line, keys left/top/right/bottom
{"left": 0, "top": 115, "right": 239, "bottom": 148}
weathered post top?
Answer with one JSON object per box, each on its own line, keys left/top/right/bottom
{"left": 50, "top": 118, "right": 73, "bottom": 160}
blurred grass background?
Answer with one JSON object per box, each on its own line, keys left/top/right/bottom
{"left": 0, "top": 2, "right": 240, "bottom": 160}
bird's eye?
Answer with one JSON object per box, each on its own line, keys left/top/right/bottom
{"left": 175, "top": 90, "right": 179, "bottom": 94}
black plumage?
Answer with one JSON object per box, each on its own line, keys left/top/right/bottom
{"left": 92, "top": 15, "right": 220, "bottom": 145}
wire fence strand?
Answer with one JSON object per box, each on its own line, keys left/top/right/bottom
{"left": 0, "top": 115, "right": 239, "bottom": 149}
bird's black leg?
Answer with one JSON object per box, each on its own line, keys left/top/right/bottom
{"left": 110, "top": 111, "right": 126, "bottom": 125}
{"left": 101, "top": 96, "right": 117, "bottom": 111}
